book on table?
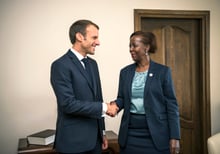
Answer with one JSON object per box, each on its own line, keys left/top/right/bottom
{"left": 27, "top": 129, "right": 55, "bottom": 145}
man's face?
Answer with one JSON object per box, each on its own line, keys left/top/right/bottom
{"left": 81, "top": 25, "right": 100, "bottom": 55}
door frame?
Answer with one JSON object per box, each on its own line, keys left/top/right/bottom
{"left": 134, "top": 9, "right": 210, "bottom": 154}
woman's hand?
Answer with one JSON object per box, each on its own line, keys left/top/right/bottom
{"left": 102, "top": 135, "right": 108, "bottom": 150}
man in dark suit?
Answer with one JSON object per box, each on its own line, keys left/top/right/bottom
{"left": 50, "top": 20, "right": 118, "bottom": 154}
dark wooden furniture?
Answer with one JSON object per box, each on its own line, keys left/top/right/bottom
{"left": 18, "top": 130, "right": 119, "bottom": 154}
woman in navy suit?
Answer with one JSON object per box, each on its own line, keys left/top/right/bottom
{"left": 113, "top": 31, "right": 180, "bottom": 154}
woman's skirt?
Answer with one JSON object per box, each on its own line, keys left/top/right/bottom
{"left": 120, "top": 113, "right": 170, "bottom": 154}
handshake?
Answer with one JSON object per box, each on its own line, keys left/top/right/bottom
{"left": 106, "top": 101, "right": 119, "bottom": 117}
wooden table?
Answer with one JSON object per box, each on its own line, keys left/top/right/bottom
{"left": 18, "top": 130, "right": 119, "bottom": 154}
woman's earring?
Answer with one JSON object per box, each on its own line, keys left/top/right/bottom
{"left": 145, "top": 51, "right": 149, "bottom": 56}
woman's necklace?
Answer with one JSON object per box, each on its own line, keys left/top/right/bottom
{"left": 136, "top": 63, "right": 149, "bottom": 72}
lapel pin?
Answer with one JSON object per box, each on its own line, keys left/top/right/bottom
{"left": 149, "top": 73, "right": 153, "bottom": 77}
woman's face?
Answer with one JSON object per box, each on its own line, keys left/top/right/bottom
{"left": 129, "top": 35, "right": 149, "bottom": 62}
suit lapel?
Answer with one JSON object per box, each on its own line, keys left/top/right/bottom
{"left": 127, "top": 64, "right": 136, "bottom": 101}
{"left": 86, "top": 58, "right": 97, "bottom": 96}
{"left": 67, "top": 50, "right": 95, "bottom": 93}
{"left": 144, "top": 60, "right": 156, "bottom": 99}
{"left": 127, "top": 62, "right": 155, "bottom": 103}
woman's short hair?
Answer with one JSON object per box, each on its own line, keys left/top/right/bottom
{"left": 130, "top": 31, "right": 157, "bottom": 53}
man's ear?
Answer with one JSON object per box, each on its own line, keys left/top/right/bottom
{"left": 76, "top": 32, "right": 84, "bottom": 42}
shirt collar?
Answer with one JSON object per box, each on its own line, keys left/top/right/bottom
{"left": 70, "top": 48, "right": 86, "bottom": 61}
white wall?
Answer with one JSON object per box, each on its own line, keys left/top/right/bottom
{"left": 0, "top": 0, "right": 219, "bottom": 153}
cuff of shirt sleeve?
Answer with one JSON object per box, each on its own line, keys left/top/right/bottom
{"left": 103, "top": 130, "right": 106, "bottom": 136}
{"left": 102, "top": 103, "right": 107, "bottom": 117}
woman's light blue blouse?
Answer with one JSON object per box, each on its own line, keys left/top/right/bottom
{"left": 130, "top": 71, "right": 148, "bottom": 114}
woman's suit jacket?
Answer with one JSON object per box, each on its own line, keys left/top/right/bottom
{"left": 50, "top": 50, "right": 104, "bottom": 153}
{"left": 116, "top": 60, "right": 180, "bottom": 150}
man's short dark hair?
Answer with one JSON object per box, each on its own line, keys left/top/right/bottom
{"left": 69, "top": 20, "right": 99, "bottom": 44}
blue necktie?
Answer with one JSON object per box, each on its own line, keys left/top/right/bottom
{"left": 81, "top": 58, "right": 93, "bottom": 85}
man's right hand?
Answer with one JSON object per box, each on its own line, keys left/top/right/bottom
{"left": 106, "top": 102, "right": 119, "bottom": 117}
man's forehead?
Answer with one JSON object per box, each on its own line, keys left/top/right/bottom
{"left": 86, "top": 25, "right": 98, "bottom": 31}
{"left": 85, "top": 25, "right": 99, "bottom": 37}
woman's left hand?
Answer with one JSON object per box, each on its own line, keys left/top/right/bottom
{"left": 102, "top": 135, "right": 108, "bottom": 150}
{"left": 170, "top": 139, "right": 180, "bottom": 154}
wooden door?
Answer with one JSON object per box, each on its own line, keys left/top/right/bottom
{"left": 134, "top": 10, "right": 210, "bottom": 154}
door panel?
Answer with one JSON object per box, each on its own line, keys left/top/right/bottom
{"left": 140, "top": 18, "right": 202, "bottom": 154}
{"left": 141, "top": 19, "right": 202, "bottom": 154}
